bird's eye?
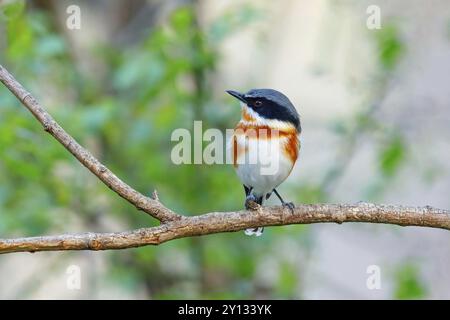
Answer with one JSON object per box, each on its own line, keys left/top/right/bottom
{"left": 254, "top": 100, "right": 262, "bottom": 107}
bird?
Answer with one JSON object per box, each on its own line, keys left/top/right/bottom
{"left": 226, "top": 89, "right": 301, "bottom": 236}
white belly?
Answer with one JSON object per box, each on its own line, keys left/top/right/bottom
{"left": 229, "top": 135, "right": 295, "bottom": 197}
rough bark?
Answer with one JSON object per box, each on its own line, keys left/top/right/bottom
{"left": 1, "top": 64, "right": 449, "bottom": 255}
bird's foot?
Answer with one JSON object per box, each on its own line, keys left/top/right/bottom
{"left": 245, "top": 194, "right": 260, "bottom": 210}
{"left": 282, "top": 201, "right": 295, "bottom": 213}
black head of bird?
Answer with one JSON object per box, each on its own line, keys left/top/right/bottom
{"left": 226, "top": 88, "right": 301, "bottom": 133}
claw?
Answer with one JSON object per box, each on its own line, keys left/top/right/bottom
{"left": 283, "top": 201, "right": 295, "bottom": 213}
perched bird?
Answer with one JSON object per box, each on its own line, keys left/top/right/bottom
{"left": 227, "top": 89, "right": 301, "bottom": 236}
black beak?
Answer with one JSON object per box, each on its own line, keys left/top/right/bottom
{"left": 226, "top": 90, "right": 247, "bottom": 103}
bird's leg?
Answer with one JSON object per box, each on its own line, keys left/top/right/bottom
{"left": 244, "top": 186, "right": 259, "bottom": 210}
{"left": 244, "top": 193, "right": 264, "bottom": 236}
{"left": 243, "top": 185, "right": 251, "bottom": 197}
{"left": 243, "top": 187, "right": 264, "bottom": 236}
{"left": 273, "top": 189, "right": 295, "bottom": 213}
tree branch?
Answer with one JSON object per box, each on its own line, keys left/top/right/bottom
{"left": 1, "top": 64, "right": 450, "bottom": 255}
{"left": 1, "top": 203, "right": 449, "bottom": 254}
{"left": 0, "top": 64, "right": 180, "bottom": 223}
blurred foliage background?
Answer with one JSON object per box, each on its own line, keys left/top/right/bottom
{"left": 1, "top": 0, "right": 449, "bottom": 299}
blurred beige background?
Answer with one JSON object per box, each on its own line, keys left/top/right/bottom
{"left": 1, "top": 0, "right": 449, "bottom": 299}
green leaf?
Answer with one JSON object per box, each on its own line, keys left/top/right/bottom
{"left": 171, "top": 7, "right": 193, "bottom": 32}
{"left": 375, "top": 24, "right": 405, "bottom": 70}
{"left": 379, "top": 135, "right": 406, "bottom": 177}
{"left": 0, "top": 0, "right": 25, "bottom": 20}
{"left": 394, "top": 264, "right": 427, "bottom": 299}
{"left": 277, "top": 263, "right": 298, "bottom": 297}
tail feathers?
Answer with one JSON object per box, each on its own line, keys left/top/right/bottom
{"left": 244, "top": 227, "right": 264, "bottom": 237}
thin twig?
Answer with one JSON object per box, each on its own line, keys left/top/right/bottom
{"left": 0, "top": 65, "right": 449, "bottom": 255}
{"left": 0, "top": 64, "right": 180, "bottom": 223}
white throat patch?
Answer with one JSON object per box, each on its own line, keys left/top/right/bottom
{"left": 240, "top": 103, "right": 297, "bottom": 131}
